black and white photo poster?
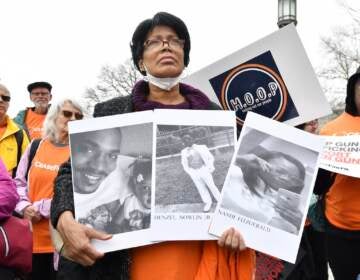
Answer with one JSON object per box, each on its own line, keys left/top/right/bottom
{"left": 209, "top": 112, "right": 324, "bottom": 263}
{"left": 69, "top": 111, "right": 154, "bottom": 252}
{"left": 151, "top": 109, "right": 236, "bottom": 240}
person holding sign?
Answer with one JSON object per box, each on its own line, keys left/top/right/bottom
{"left": 316, "top": 67, "right": 360, "bottom": 280}
{"left": 51, "top": 12, "right": 255, "bottom": 280}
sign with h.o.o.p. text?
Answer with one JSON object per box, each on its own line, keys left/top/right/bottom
{"left": 184, "top": 24, "right": 331, "bottom": 131}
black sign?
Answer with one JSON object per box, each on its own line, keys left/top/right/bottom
{"left": 209, "top": 51, "right": 299, "bottom": 127}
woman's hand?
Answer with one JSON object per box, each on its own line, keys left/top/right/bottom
{"left": 23, "top": 205, "right": 41, "bottom": 223}
{"left": 57, "top": 211, "right": 112, "bottom": 266}
{"left": 218, "top": 227, "right": 246, "bottom": 251}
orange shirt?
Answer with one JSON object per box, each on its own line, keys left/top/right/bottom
{"left": 320, "top": 112, "right": 360, "bottom": 136}
{"left": 320, "top": 112, "right": 360, "bottom": 230}
{"left": 25, "top": 109, "right": 46, "bottom": 139}
{"left": 28, "top": 139, "right": 69, "bottom": 253}
{"left": 131, "top": 241, "right": 203, "bottom": 280}
{"left": 131, "top": 241, "right": 255, "bottom": 280}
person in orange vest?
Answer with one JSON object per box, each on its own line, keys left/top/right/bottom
{"left": 13, "top": 81, "right": 52, "bottom": 140}
{"left": 15, "top": 98, "right": 84, "bottom": 280}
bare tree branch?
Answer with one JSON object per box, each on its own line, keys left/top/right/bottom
{"left": 318, "top": 4, "right": 360, "bottom": 114}
{"left": 83, "top": 59, "right": 142, "bottom": 112}
{"left": 339, "top": 0, "right": 360, "bottom": 25}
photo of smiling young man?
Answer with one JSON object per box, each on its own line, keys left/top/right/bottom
{"left": 69, "top": 122, "right": 154, "bottom": 235}
{"left": 71, "top": 127, "right": 122, "bottom": 194}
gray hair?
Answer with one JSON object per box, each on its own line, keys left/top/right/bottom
{"left": 0, "top": 84, "right": 10, "bottom": 95}
{"left": 43, "top": 98, "right": 84, "bottom": 142}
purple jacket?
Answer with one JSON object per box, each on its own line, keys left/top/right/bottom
{"left": 0, "top": 159, "right": 19, "bottom": 221}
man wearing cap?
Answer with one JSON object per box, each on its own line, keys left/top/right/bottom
{"left": 14, "top": 81, "right": 52, "bottom": 140}
{"left": 0, "top": 84, "right": 29, "bottom": 177}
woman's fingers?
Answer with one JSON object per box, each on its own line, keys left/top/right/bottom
{"left": 225, "top": 228, "right": 234, "bottom": 248}
{"left": 218, "top": 227, "right": 247, "bottom": 251}
{"left": 218, "top": 227, "right": 230, "bottom": 247}
{"left": 230, "top": 231, "right": 239, "bottom": 249}
{"left": 63, "top": 228, "right": 104, "bottom": 266}
{"left": 86, "top": 226, "right": 112, "bottom": 241}
{"left": 57, "top": 211, "right": 108, "bottom": 265}
{"left": 238, "top": 232, "right": 246, "bottom": 251}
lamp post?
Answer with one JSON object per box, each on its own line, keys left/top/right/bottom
{"left": 277, "top": 0, "right": 297, "bottom": 28}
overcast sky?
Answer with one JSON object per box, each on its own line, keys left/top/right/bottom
{"left": 1, "top": 0, "right": 358, "bottom": 116}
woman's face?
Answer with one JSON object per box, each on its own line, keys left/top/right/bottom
{"left": 140, "top": 25, "right": 185, "bottom": 78}
{"left": 55, "top": 102, "right": 82, "bottom": 139}
{"left": 304, "top": 120, "right": 318, "bottom": 134}
{"left": 0, "top": 89, "right": 10, "bottom": 119}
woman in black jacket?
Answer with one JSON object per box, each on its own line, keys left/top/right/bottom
{"left": 51, "top": 11, "right": 253, "bottom": 280}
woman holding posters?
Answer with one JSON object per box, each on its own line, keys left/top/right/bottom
{"left": 15, "top": 99, "right": 84, "bottom": 280}
{"left": 51, "top": 12, "right": 255, "bottom": 280}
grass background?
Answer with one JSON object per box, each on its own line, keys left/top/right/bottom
{"left": 155, "top": 145, "right": 234, "bottom": 212}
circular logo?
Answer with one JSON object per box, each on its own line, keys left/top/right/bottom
{"left": 220, "top": 63, "right": 288, "bottom": 125}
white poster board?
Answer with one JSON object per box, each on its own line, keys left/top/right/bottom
{"left": 69, "top": 111, "right": 154, "bottom": 252}
{"left": 320, "top": 135, "right": 360, "bottom": 178}
{"left": 209, "top": 112, "right": 324, "bottom": 263}
{"left": 184, "top": 24, "right": 331, "bottom": 130}
{"left": 151, "top": 109, "right": 236, "bottom": 240}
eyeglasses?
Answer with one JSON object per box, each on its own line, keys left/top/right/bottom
{"left": 61, "top": 110, "right": 83, "bottom": 120}
{"left": 144, "top": 38, "right": 185, "bottom": 51}
{"left": 0, "top": 95, "right": 11, "bottom": 102}
{"left": 31, "top": 91, "right": 50, "bottom": 97}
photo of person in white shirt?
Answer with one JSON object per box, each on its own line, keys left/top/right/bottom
{"left": 181, "top": 134, "right": 221, "bottom": 212}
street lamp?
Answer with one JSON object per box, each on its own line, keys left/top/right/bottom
{"left": 277, "top": 0, "right": 297, "bottom": 28}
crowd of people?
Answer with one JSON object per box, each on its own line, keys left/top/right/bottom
{"left": 0, "top": 11, "right": 359, "bottom": 280}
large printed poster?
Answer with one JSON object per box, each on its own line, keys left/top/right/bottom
{"left": 209, "top": 112, "right": 325, "bottom": 263}
{"left": 184, "top": 24, "right": 331, "bottom": 130}
{"left": 69, "top": 111, "right": 154, "bottom": 252}
{"left": 151, "top": 109, "right": 236, "bottom": 240}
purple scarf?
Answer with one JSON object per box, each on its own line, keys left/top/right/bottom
{"left": 132, "top": 80, "right": 211, "bottom": 111}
